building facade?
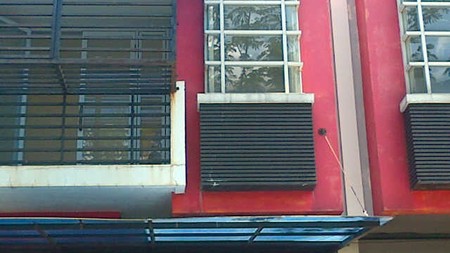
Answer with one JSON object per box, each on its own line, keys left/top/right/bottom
{"left": 0, "top": 0, "right": 449, "bottom": 252}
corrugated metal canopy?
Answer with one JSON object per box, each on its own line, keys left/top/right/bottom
{"left": 0, "top": 216, "right": 389, "bottom": 253}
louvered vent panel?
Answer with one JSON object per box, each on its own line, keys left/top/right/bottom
{"left": 200, "top": 103, "right": 316, "bottom": 191}
{"left": 405, "top": 103, "right": 450, "bottom": 189}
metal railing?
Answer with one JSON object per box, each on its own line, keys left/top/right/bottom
{"left": 0, "top": 0, "right": 176, "bottom": 165}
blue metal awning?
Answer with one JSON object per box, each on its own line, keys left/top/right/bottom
{"left": 0, "top": 216, "right": 389, "bottom": 253}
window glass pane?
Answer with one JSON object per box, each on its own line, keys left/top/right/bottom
{"left": 422, "top": 7, "right": 450, "bottom": 31}
{"left": 61, "top": 37, "right": 82, "bottom": 58}
{"left": 80, "top": 95, "right": 131, "bottom": 162}
{"left": 406, "top": 36, "right": 423, "bottom": 62}
{"left": 430, "top": 67, "right": 450, "bottom": 92}
{"left": 139, "top": 95, "right": 170, "bottom": 164}
{"left": 141, "top": 34, "right": 166, "bottom": 60}
{"left": 87, "top": 39, "right": 131, "bottom": 59}
{"left": 30, "top": 32, "right": 51, "bottom": 57}
{"left": 288, "top": 35, "right": 300, "bottom": 62}
{"left": 206, "top": 65, "right": 221, "bottom": 92}
{"left": 403, "top": 7, "right": 420, "bottom": 32}
{"left": 21, "top": 94, "right": 77, "bottom": 163}
{"left": 224, "top": 5, "right": 281, "bottom": 30}
{"left": 425, "top": 36, "right": 450, "bottom": 62}
{"left": 24, "top": 95, "right": 61, "bottom": 163}
{"left": 225, "top": 35, "right": 282, "bottom": 61}
{"left": 0, "top": 95, "right": 20, "bottom": 164}
{"left": 408, "top": 66, "right": 427, "bottom": 93}
{"left": 206, "top": 34, "right": 220, "bottom": 61}
{"left": 289, "top": 66, "right": 301, "bottom": 93}
{"left": 225, "top": 66, "right": 284, "bottom": 93}
{"left": 205, "top": 4, "right": 220, "bottom": 30}
{"left": 285, "top": 5, "right": 299, "bottom": 31}
{"left": 0, "top": 26, "right": 26, "bottom": 57}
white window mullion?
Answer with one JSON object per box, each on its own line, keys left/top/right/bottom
{"left": 417, "top": 0, "right": 432, "bottom": 94}
{"left": 398, "top": 0, "right": 412, "bottom": 93}
{"left": 220, "top": 0, "right": 226, "bottom": 93}
{"left": 281, "top": 0, "right": 290, "bottom": 93}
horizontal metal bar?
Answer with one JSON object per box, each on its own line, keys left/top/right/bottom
{"left": 0, "top": 24, "right": 52, "bottom": 28}
{"left": 1, "top": 113, "right": 170, "bottom": 117}
{"left": 0, "top": 59, "right": 174, "bottom": 66}
{"left": 0, "top": 47, "right": 172, "bottom": 53}
{"left": 0, "top": 35, "right": 172, "bottom": 40}
{"left": 0, "top": 148, "right": 171, "bottom": 152}
{"left": 0, "top": 102, "right": 170, "bottom": 106}
{"left": 0, "top": 91, "right": 171, "bottom": 95}
{"left": 62, "top": 2, "right": 174, "bottom": 6}
{"left": 61, "top": 14, "right": 172, "bottom": 18}
{"left": 60, "top": 26, "right": 174, "bottom": 29}
{"left": 0, "top": 124, "right": 170, "bottom": 129}
{"left": 0, "top": 14, "right": 53, "bottom": 17}
{"left": 0, "top": 136, "right": 170, "bottom": 141}
{"left": 0, "top": 3, "right": 53, "bottom": 6}
{"left": 0, "top": 160, "right": 171, "bottom": 165}
{"left": 0, "top": 47, "right": 50, "bottom": 51}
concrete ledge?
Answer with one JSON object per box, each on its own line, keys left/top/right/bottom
{"left": 197, "top": 93, "right": 314, "bottom": 109}
{"left": 0, "top": 164, "right": 185, "bottom": 189}
{"left": 400, "top": 94, "right": 450, "bottom": 112}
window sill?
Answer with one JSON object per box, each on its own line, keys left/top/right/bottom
{"left": 197, "top": 93, "right": 314, "bottom": 109}
{"left": 400, "top": 94, "right": 450, "bottom": 112}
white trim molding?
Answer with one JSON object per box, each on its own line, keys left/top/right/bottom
{"left": 197, "top": 93, "right": 314, "bottom": 109}
{"left": 400, "top": 94, "right": 450, "bottom": 112}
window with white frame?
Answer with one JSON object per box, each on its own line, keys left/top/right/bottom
{"left": 204, "top": 0, "right": 302, "bottom": 93}
{"left": 399, "top": 0, "right": 450, "bottom": 93}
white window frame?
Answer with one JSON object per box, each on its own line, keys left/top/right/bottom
{"left": 204, "top": 0, "right": 303, "bottom": 93}
{"left": 398, "top": 0, "right": 450, "bottom": 94}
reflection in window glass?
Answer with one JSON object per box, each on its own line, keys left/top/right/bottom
{"left": 205, "top": 4, "right": 220, "bottom": 30}
{"left": 406, "top": 36, "right": 423, "bottom": 62}
{"left": 289, "top": 67, "right": 301, "bottom": 93}
{"left": 205, "top": 0, "right": 301, "bottom": 93}
{"left": 422, "top": 7, "right": 450, "bottom": 31}
{"left": 288, "top": 36, "right": 300, "bottom": 62}
{"left": 286, "top": 5, "right": 299, "bottom": 30}
{"left": 402, "top": 7, "right": 420, "bottom": 31}
{"left": 224, "top": 5, "right": 281, "bottom": 30}
{"left": 425, "top": 36, "right": 450, "bottom": 62}
{"left": 399, "top": 1, "right": 450, "bottom": 93}
{"left": 430, "top": 67, "right": 450, "bottom": 93}
{"left": 225, "top": 66, "right": 284, "bottom": 93}
{"left": 408, "top": 67, "right": 427, "bottom": 93}
{"left": 206, "top": 65, "right": 221, "bottom": 92}
{"left": 206, "top": 34, "right": 220, "bottom": 61}
{"left": 225, "top": 35, "right": 282, "bottom": 61}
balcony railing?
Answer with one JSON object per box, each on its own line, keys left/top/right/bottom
{"left": 0, "top": 0, "right": 176, "bottom": 165}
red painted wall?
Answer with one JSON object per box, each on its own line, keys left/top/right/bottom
{"left": 355, "top": 0, "right": 450, "bottom": 215}
{"left": 172, "top": 0, "right": 343, "bottom": 216}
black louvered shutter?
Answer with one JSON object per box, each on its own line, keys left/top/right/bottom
{"left": 404, "top": 103, "right": 450, "bottom": 189}
{"left": 200, "top": 103, "right": 316, "bottom": 191}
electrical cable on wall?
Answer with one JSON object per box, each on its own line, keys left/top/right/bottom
{"left": 318, "top": 128, "right": 368, "bottom": 216}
